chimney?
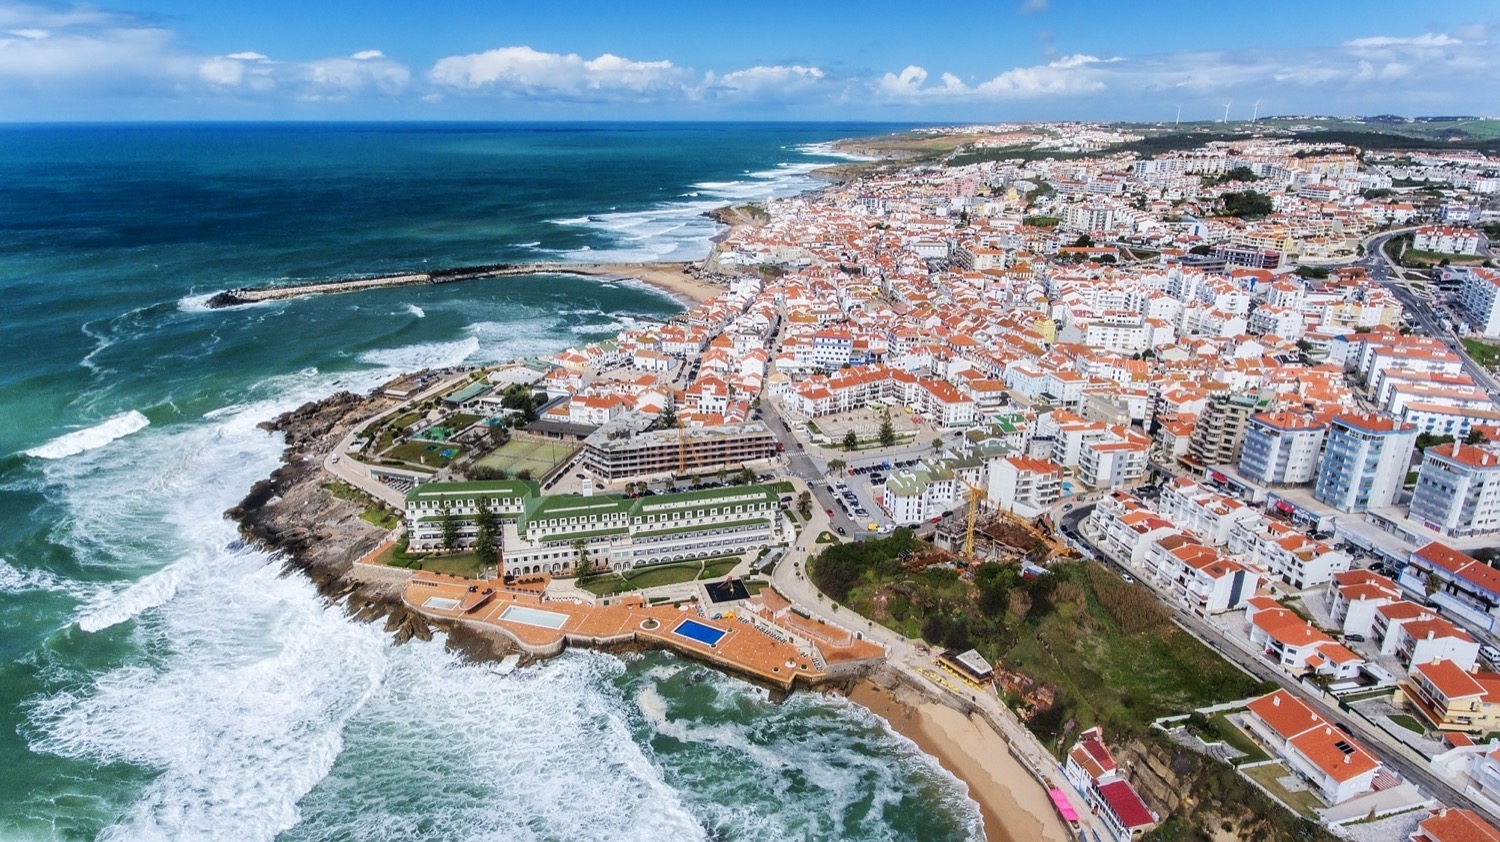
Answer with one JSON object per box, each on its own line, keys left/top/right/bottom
{"left": 1344, "top": 754, "right": 1351, "bottom": 765}
{"left": 1273, "top": 695, "right": 1280, "bottom": 707}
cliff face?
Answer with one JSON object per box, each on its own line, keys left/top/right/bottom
{"left": 1117, "top": 736, "right": 1339, "bottom": 842}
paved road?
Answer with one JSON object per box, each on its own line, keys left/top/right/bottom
{"left": 1067, "top": 507, "right": 1487, "bottom": 816}
{"left": 1363, "top": 228, "right": 1500, "bottom": 395}
{"left": 321, "top": 371, "right": 476, "bottom": 508}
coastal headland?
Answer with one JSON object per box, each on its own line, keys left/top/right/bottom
{"left": 228, "top": 381, "right": 1067, "bottom": 842}
{"left": 206, "top": 260, "right": 720, "bottom": 308}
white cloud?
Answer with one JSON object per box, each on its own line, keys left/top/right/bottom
{"left": 428, "top": 45, "right": 688, "bottom": 98}
{"left": 878, "top": 55, "right": 1108, "bottom": 101}
{"left": 1018, "top": 0, "right": 1048, "bottom": 13}
{"left": 299, "top": 52, "right": 411, "bottom": 99}
{"left": 707, "top": 64, "right": 828, "bottom": 100}
{"left": 351, "top": 49, "right": 384, "bottom": 60}
{"left": 1342, "top": 33, "right": 1462, "bottom": 51}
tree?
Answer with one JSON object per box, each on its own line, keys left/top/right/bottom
{"left": 659, "top": 398, "right": 678, "bottom": 430}
{"left": 736, "top": 466, "right": 757, "bottom": 485}
{"left": 1221, "top": 190, "right": 1274, "bottom": 219}
{"left": 878, "top": 409, "right": 897, "bottom": 448}
{"left": 797, "top": 490, "right": 813, "bottom": 519}
{"left": 1466, "top": 428, "right": 1489, "bottom": 445}
{"left": 439, "top": 504, "right": 459, "bottom": 552}
{"left": 827, "top": 458, "right": 847, "bottom": 477}
{"left": 842, "top": 430, "right": 859, "bottom": 452}
{"left": 1188, "top": 244, "right": 1212, "bottom": 256}
{"left": 573, "top": 538, "right": 592, "bottom": 579}
{"left": 474, "top": 497, "right": 497, "bottom": 568}
{"left": 1072, "top": 234, "right": 1095, "bottom": 248}
{"left": 932, "top": 436, "right": 945, "bottom": 453}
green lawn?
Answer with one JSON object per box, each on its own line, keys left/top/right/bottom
{"left": 446, "top": 413, "right": 484, "bottom": 430}
{"left": 1243, "top": 763, "right": 1324, "bottom": 819}
{"left": 369, "top": 541, "right": 486, "bottom": 579}
{"left": 815, "top": 531, "right": 837, "bottom": 544}
{"left": 1388, "top": 713, "right": 1427, "bottom": 735}
{"left": 698, "top": 557, "right": 742, "bottom": 579}
{"left": 770, "top": 480, "right": 795, "bottom": 494}
{"left": 626, "top": 562, "right": 702, "bottom": 589}
{"left": 385, "top": 440, "right": 457, "bottom": 468}
{"left": 1464, "top": 339, "right": 1500, "bottom": 369}
{"left": 359, "top": 508, "right": 401, "bottom": 529}
{"left": 1203, "top": 712, "right": 1270, "bottom": 763}
{"left": 390, "top": 410, "right": 423, "bottom": 430}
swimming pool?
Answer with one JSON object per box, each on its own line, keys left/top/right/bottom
{"left": 499, "top": 604, "right": 569, "bottom": 629}
{"left": 673, "top": 618, "right": 728, "bottom": 647}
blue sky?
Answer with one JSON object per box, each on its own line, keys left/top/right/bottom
{"left": 1, "top": 0, "right": 1497, "bottom": 121}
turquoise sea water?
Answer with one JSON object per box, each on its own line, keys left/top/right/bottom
{"left": 0, "top": 123, "right": 983, "bottom": 841}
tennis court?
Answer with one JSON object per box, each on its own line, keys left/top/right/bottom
{"left": 475, "top": 439, "right": 576, "bottom": 477}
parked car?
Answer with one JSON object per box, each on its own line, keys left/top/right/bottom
{"left": 1346, "top": 634, "right": 1365, "bottom": 643}
{"left": 836, "top": 526, "right": 847, "bottom": 535}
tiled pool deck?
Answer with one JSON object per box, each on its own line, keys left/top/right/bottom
{"left": 403, "top": 572, "right": 883, "bottom": 689}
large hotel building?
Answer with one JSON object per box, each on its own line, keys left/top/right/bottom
{"left": 405, "top": 480, "right": 784, "bottom": 576}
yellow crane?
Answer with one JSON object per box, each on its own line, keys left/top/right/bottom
{"left": 959, "top": 477, "right": 990, "bottom": 559}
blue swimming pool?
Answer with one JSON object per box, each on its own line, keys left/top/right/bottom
{"left": 673, "top": 618, "right": 728, "bottom": 647}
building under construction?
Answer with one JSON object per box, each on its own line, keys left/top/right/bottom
{"left": 933, "top": 495, "right": 1067, "bottom": 565}
{"left": 581, "top": 418, "right": 779, "bottom": 482}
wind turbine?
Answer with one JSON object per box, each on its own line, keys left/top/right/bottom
{"left": 1250, "top": 98, "right": 1263, "bottom": 124}
{"left": 1222, "top": 101, "right": 1232, "bottom": 124}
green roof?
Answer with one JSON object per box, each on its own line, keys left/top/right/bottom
{"left": 634, "top": 484, "right": 778, "bottom": 512}
{"left": 405, "top": 479, "right": 535, "bottom": 504}
{"left": 444, "top": 383, "right": 488, "bottom": 404}
{"left": 633, "top": 518, "right": 770, "bottom": 539}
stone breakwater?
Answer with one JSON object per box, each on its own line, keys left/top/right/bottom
{"left": 206, "top": 261, "right": 693, "bottom": 308}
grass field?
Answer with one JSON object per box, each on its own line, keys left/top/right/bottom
{"left": 475, "top": 439, "right": 575, "bottom": 478}
{"left": 368, "top": 542, "right": 485, "bottom": 578}
{"left": 385, "top": 440, "right": 457, "bottom": 468}
{"left": 1388, "top": 713, "right": 1427, "bottom": 734}
{"left": 1464, "top": 339, "right": 1500, "bottom": 369}
{"left": 698, "top": 556, "right": 742, "bottom": 579}
{"left": 1203, "top": 712, "right": 1270, "bottom": 763}
{"left": 581, "top": 561, "right": 702, "bottom": 595}
{"left": 1243, "top": 763, "right": 1324, "bottom": 819}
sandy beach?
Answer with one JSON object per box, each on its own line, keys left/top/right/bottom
{"left": 583, "top": 261, "right": 721, "bottom": 304}
{"left": 848, "top": 680, "right": 1069, "bottom": 842}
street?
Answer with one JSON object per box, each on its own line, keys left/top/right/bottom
{"left": 1065, "top": 502, "right": 1488, "bottom": 816}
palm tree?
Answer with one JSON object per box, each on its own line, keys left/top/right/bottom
{"left": 827, "top": 458, "right": 847, "bottom": 477}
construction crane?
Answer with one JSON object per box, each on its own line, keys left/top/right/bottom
{"left": 960, "top": 477, "right": 990, "bottom": 559}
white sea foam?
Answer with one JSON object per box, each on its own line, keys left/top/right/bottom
{"left": 793, "top": 141, "right": 880, "bottom": 162}
{"left": 278, "top": 649, "right": 709, "bottom": 842}
{"left": 0, "top": 557, "right": 106, "bottom": 602}
{"left": 175, "top": 292, "right": 218, "bottom": 314}
{"left": 22, "top": 410, "right": 150, "bottom": 460}
{"left": 356, "top": 336, "right": 480, "bottom": 371}
{"left": 549, "top": 149, "right": 829, "bottom": 263}
{"left": 403, "top": 304, "right": 425, "bottom": 319}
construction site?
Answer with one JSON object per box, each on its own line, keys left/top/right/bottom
{"left": 930, "top": 479, "right": 1074, "bottom": 567}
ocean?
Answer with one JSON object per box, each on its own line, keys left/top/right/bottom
{"left": 0, "top": 122, "right": 984, "bottom": 841}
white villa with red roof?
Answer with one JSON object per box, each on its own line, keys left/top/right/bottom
{"left": 1243, "top": 689, "right": 1385, "bottom": 805}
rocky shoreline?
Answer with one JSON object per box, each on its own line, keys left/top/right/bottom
{"left": 225, "top": 386, "right": 511, "bottom": 654}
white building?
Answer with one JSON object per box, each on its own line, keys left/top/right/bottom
{"left": 1237, "top": 411, "right": 1326, "bottom": 487}
{"left": 1410, "top": 442, "right": 1500, "bottom": 538}
{"left": 986, "top": 455, "right": 1063, "bottom": 519}
{"left": 1414, "top": 225, "right": 1482, "bottom": 256}
{"left": 1458, "top": 269, "right": 1500, "bottom": 338}
{"left": 1243, "top": 689, "right": 1383, "bottom": 805}
{"left": 1313, "top": 412, "right": 1417, "bottom": 513}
